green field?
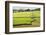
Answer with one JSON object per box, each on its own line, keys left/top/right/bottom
{"left": 13, "top": 11, "right": 40, "bottom": 28}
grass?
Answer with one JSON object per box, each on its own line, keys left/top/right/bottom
{"left": 13, "top": 11, "right": 40, "bottom": 28}
{"left": 13, "top": 17, "right": 32, "bottom": 25}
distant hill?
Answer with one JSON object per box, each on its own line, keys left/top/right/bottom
{"left": 13, "top": 8, "right": 40, "bottom": 13}
{"left": 31, "top": 8, "right": 40, "bottom": 11}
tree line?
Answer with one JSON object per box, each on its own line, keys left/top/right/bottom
{"left": 13, "top": 8, "right": 40, "bottom": 13}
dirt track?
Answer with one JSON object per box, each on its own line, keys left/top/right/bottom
{"left": 13, "top": 23, "right": 40, "bottom": 28}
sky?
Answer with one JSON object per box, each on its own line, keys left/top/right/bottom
{"left": 13, "top": 7, "right": 38, "bottom": 10}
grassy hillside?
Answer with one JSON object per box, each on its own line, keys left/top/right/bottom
{"left": 13, "top": 11, "right": 40, "bottom": 28}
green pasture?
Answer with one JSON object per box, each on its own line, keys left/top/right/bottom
{"left": 13, "top": 11, "right": 40, "bottom": 27}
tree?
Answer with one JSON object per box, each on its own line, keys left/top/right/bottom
{"left": 13, "top": 9, "right": 17, "bottom": 13}
{"left": 25, "top": 9, "right": 31, "bottom": 11}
